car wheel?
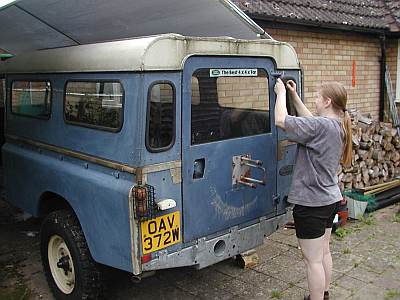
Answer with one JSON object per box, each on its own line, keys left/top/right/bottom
{"left": 41, "top": 209, "right": 103, "bottom": 300}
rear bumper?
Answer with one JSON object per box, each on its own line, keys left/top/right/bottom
{"left": 142, "top": 212, "right": 289, "bottom": 271}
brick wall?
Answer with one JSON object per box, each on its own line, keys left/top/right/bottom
{"left": 191, "top": 75, "right": 269, "bottom": 110}
{"left": 217, "top": 76, "right": 269, "bottom": 110}
{"left": 265, "top": 28, "right": 382, "bottom": 119}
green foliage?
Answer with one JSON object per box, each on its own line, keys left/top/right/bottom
{"left": 343, "top": 248, "right": 351, "bottom": 254}
{"left": 359, "top": 214, "right": 376, "bottom": 226}
{"left": 335, "top": 227, "right": 348, "bottom": 239}
{"left": 384, "top": 289, "right": 400, "bottom": 300}
{"left": 271, "top": 290, "right": 283, "bottom": 299}
{"left": 392, "top": 212, "right": 400, "bottom": 223}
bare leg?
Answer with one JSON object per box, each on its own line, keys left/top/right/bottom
{"left": 298, "top": 236, "right": 325, "bottom": 300}
{"left": 322, "top": 228, "right": 333, "bottom": 292}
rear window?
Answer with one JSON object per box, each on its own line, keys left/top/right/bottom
{"left": 11, "top": 81, "right": 51, "bottom": 118}
{"left": 191, "top": 68, "right": 270, "bottom": 145}
{"left": 64, "top": 81, "right": 123, "bottom": 131}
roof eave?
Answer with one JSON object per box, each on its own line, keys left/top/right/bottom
{"left": 249, "top": 13, "right": 390, "bottom": 35}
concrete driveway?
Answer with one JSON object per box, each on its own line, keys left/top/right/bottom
{"left": 1, "top": 196, "right": 399, "bottom": 300}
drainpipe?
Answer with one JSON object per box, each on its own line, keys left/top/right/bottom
{"left": 379, "top": 35, "right": 386, "bottom": 122}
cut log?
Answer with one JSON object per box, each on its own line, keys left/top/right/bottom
{"left": 373, "top": 134, "right": 383, "bottom": 143}
{"left": 340, "top": 110, "right": 399, "bottom": 191}
{"left": 342, "top": 173, "right": 353, "bottom": 183}
{"left": 372, "top": 149, "right": 383, "bottom": 161}
{"left": 392, "top": 151, "right": 400, "bottom": 163}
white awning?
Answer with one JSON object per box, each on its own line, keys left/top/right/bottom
{"left": 0, "top": 0, "right": 268, "bottom": 55}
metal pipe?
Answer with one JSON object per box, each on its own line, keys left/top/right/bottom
{"left": 220, "top": 0, "right": 272, "bottom": 39}
{"left": 240, "top": 176, "right": 265, "bottom": 185}
{"left": 241, "top": 156, "right": 263, "bottom": 166}
{"left": 238, "top": 180, "right": 256, "bottom": 188}
{"left": 379, "top": 35, "right": 386, "bottom": 122}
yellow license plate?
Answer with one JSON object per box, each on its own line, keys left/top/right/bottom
{"left": 141, "top": 211, "right": 181, "bottom": 255}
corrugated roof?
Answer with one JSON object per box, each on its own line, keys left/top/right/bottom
{"left": 233, "top": 0, "right": 400, "bottom": 32}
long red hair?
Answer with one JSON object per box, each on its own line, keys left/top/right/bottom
{"left": 320, "top": 82, "right": 352, "bottom": 167}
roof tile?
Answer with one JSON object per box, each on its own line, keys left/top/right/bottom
{"left": 234, "top": 0, "right": 400, "bottom": 31}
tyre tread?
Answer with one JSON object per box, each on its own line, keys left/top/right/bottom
{"left": 41, "top": 209, "right": 103, "bottom": 300}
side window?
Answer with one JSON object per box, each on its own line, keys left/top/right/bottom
{"left": 64, "top": 81, "right": 123, "bottom": 131}
{"left": 146, "top": 82, "right": 175, "bottom": 151}
{"left": 11, "top": 81, "right": 51, "bottom": 118}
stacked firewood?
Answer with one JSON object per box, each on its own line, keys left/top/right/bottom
{"left": 338, "top": 110, "right": 400, "bottom": 191}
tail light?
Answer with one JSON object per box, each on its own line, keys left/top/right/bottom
{"left": 133, "top": 184, "right": 155, "bottom": 220}
{"left": 141, "top": 254, "right": 152, "bottom": 264}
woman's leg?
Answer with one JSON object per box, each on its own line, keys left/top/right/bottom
{"left": 299, "top": 236, "right": 325, "bottom": 300}
{"left": 322, "top": 228, "right": 333, "bottom": 292}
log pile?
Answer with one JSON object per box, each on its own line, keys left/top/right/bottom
{"left": 338, "top": 110, "right": 400, "bottom": 191}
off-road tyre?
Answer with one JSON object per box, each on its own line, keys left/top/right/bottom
{"left": 40, "top": 209, "right": 103, "bottom": 300}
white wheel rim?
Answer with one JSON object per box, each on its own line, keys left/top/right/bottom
{"left": 48, "top": 235, "right": 76, "bottom": 294}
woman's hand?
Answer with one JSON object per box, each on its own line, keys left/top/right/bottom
{"left": 274, "top": 78, "right": 288, "bottom": 129}
{"left": 286, "top": 80, "right": 297, "bottom": 94}
{"left": 274, "top": 78, "right": 286, "bottom": 96}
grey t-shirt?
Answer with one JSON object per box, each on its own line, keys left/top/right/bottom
{"left": 284, "top": 115, "right": 343, "bottom": 207}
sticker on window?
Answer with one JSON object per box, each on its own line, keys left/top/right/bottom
{"left": 209, "top": 69, "right": 258, "bottom": 77}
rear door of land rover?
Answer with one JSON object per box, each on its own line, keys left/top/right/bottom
{"left": 182, "top": 56, "right": 278, "bottom": 242}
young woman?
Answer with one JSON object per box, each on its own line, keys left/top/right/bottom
{"left": 274, "top": 78, "right": 352, "bottom": 300}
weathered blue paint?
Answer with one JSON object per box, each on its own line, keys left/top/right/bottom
{"left": 6, "top": 73, "right": 139, "bottom": 165}
{"left": 3, "top": 60, "right": 297, "bottom": 275}
{"left": 3, "top": 72, "right": 142, "bottom": 272}
{"left": 182, "top": 56, "right": 279, "bottom": 242}
{"left": 140, "top": 72, "right": 182, "bottom": 166}
{"left": 138, "top": 72, "right": 183, "bottom": 256}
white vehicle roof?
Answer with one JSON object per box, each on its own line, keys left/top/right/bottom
{"left": 0, "top": 34, "right": 299, "bottom": 73}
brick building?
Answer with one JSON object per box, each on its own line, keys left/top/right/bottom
{"left": 233, "top": 0, "right": 400, "bottom": 120}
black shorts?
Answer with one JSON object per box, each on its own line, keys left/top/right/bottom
{"left": 293, "top": 202, "right": 339, "bottom": 239}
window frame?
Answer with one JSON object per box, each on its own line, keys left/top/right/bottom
{"left": 145, "top": 80, "right": 176, "bottom": 153}
{"left": 10, "top": 79, "right": 53, "bottom": 120}
{"left": 63, "top": 79, "right": 125, "bottom": 133}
